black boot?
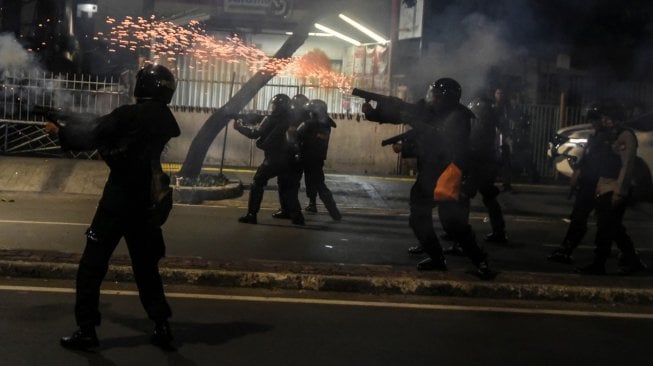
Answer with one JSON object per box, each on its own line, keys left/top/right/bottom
{"left": 443, "top": 242, "right": 465, "bottom": 256}
{"left": 474, "top": 260, "right": 498, "bottom": 280}
{"left": 60, "top": 327, "right": 99, "bottom": 350}
{"left": 271, "top": 209, "right": 291, "bottom": 219}
{"left": 291, "top": 212, "right": 305, "bottom": 226}
{"left": 417, "top": 255, "right": 447, "bottom": 271}
{"left": 151, "top": 321, "right": 176, "bottom": 351}
{"left": 484, "top": 230, "right": 508, "bottom": 244}
{"left": 407, "top": 245, "right": 424, "bottom": 254}
{"left": 547, "top": 247, "right": 574, "bottom": 264}
{"left": 305, "top": 202, "right": 317, "bottom": 213}
{"left": 618, "top": 254, "right": 648, "bottom": 275}
{"left": 238, "top": 212, "right": 257, "bottom": 224}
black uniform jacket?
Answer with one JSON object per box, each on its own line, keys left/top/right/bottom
{"left": 58, "top": 100, "right": 180, "bottom": 214}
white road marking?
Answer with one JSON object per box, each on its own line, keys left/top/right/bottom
{"left": 0, "top": 219, "right": 88, "bottom": 226}
{"left": 0, "top": 284, "right": 651, "bottom": 320}
{"left": 541, "top": 243, "right": 652, "bottom": 252}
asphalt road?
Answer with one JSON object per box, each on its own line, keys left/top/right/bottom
{"left": 1, "top": 278, "right": 651, "bottom": 366}
{"left": 0, "top": 191, "right": 652, "bottom": 275}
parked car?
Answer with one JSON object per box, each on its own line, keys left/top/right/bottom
{"left": 548, "top": 111, "right": 653, "bottom": 201}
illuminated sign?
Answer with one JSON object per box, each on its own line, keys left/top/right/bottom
{"left": 224, "top": 0, "right": 292, "bottom": 17}
{"left": 398, "top": 0, "right": 423, "bottom": 40}
{"left": 77, "top": 3, "right": 98, "bottom": 18}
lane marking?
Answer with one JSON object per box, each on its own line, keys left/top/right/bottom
{"left": 0, "top": 219, "right": 88, "bottom": 226}
{"left": 541, "top": 243, "right": 653, "bottom": 253}
{"left": 1, "top": 284, "right": 652, "bottom": 320}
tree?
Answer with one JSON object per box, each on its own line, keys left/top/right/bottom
{"left": 178, "top": 2, "right": 346, "bottom": 179}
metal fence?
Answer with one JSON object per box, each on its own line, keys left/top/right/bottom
{"left": 1, "top": 67, "right": 580, "bottom": 179}
{"left": 0, "top": 71, "right": 128, "bottom": 158}
{"left": 520, "top": 104, "right": 582, "bottom": 180}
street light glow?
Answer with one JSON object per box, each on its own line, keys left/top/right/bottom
{"left": 338, "top": 13, "right": 389, "bottom": 44}
{"left": 285, "top": 32, "right": 333, "bottom": 37}
{"left": 314, "top": 23, "right": 361, "bottom": 46}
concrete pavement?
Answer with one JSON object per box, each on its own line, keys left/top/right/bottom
{"left": 1, "top": 155, "right": 652, "bottom": 305}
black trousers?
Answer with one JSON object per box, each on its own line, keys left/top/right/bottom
{"left": 303, "top": 159, "right": 325, "bottom": 202}
{"left": 409, "top": 169, "right": 486, "bottom": 265}
{"left": 276, "top": 161, "right": 303, "bottom": 213}
{"left": 249, "top": 155, "right": 301, "bottom": 217}
{"left": 303, "top": 159, "right": 340, "bottom": 217}
{"left": 469, "top": 159, "right": 505, "bottom": 233}
{"left": 561, "top": 184, "right": 596, "bottom": 249}
{"left": 75, "top": 205, "right": 171, "bottom": 328}
{"left": 593, "top": 191, "right": 637, "bottom": 262}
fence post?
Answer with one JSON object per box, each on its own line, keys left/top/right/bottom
{"left": 559, "top": 92, "right": 567, "bottom": 128}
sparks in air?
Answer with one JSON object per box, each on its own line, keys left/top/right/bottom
{"left": 99, "top": 16, "right": 353, "bottom": 92}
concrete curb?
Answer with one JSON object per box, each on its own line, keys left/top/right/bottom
{"left": 1, "top": 259, "right": 652, "bottom": 305}
{"left": 173, "top": 181, "right": 243, "bottom": 204}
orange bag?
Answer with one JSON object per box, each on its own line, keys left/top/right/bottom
{"left": 434, "top": 162, "right": 462, "bottom": 201}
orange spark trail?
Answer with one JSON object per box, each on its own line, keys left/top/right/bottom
{"left": 97, "top": 16, "right": 353, "bottom": 92}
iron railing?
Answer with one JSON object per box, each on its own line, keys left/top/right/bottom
{"left": 1, "top": 71, "right": 128, "bottom": 158}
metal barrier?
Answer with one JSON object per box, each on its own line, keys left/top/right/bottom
{"left": 0, "top": 71, "right": 127, "bottom": 158}
{"left": 521, "top": 104, "right": 583, "bottom": 180}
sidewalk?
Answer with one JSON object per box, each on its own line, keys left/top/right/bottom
{"left": 1, "top": 156, "right": 652, "bottom": 305}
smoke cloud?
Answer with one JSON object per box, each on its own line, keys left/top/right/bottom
{"left": 0, "top": 33, "right": 41, "bottom": 74}
{"left": 404, "top": 6, "right": 523, "bottom": 103}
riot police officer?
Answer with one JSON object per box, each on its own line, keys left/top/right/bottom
{"left": 234, "top": 93, "right": 305, "bottom": 225}
{"left": 548, "top": 102, "right": 604, "bottom": 264}
{"left": 296, "top": 99, "right": 341, "bottom": 220}
{"left": 362, "top": 78, "right": 496, "bottom": 279}
{"left": 273, "top": 94, "right": 309, "bottom": 219}
{"left": 50, "top": 64, "right": 180, "bottom": 351}
{"left": 467, "top": 97, "right": 508, "bottom": 243}
{"left": 576, "top": 99, "right": 647, "bottom": 275}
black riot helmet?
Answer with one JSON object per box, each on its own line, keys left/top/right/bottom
{"left": 425, "top": 77, "right": 462, "bottom": 111}
{"left": 291, "top": 94, "right": 309, "bottom": 111}
{"left": 306, "top": 99, "right": 329, "bottom": 121}
{"left": 134, "top": 64, "right": 176, "bottom": 104}
{"left": 268, "top": 93, "right": 291, "bottom": 115}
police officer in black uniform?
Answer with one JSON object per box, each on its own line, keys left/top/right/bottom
{"left": 575, "top": 99, "right": 647, "bottom": 275}
{"left": 296, "top": 99, "right": 341, "bottom": 220}
{"left": 234, "top": 93, "right": 305, "bottom": 225}
{"left": 50, "top": 64, "right": 180, "bottom": 351}
{"left": 273, "top": 94, "right": 309, "bottom": 219}
{"left": 362, "top": 78, "right": 495, "bottom": 279}
{"left": 467, "top": 97, "right": 508, "bottom": 243}
{"left": 548, "top": 102, "right": 604, "bottom": 264}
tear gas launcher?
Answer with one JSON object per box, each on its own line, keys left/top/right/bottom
{"left": 352, "top": 88, "right": 433, "bottom": 146}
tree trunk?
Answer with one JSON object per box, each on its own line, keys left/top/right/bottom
{"left": 179, "top": 2, "right": 345, "bottom": 179}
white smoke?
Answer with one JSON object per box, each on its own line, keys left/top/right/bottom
{"left": 0, "top": 33, "right": 40, "bottom": 74}
{"left": 407, "top": 10, "right": 523, "bottom": 103}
